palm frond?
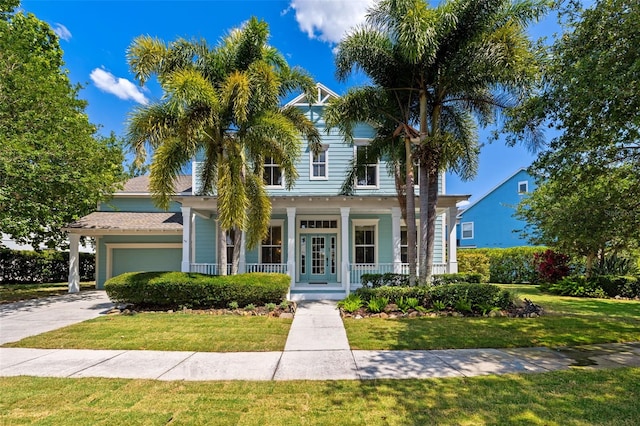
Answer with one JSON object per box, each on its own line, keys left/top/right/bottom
{"left": 244, "top": 172, "right": 271, "bottom": 249}
{"left": 127, "top": 35, "right": 168, "bottom": 85}
{"left": 149, "top": 137, "right": 192, "bottom": 209}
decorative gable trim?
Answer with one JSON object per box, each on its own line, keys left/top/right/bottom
{"left": 286, "top": 82, "right": 340, "bottom": 107}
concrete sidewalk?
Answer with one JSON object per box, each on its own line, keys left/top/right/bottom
{"left": 1, "top": 294, "right": 640, "bottom": 381}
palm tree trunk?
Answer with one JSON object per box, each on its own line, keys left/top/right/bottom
{"left": 404, "top": 137, "right": 417, "bottom": 286}
{"left": 425, "top": 168, "right": 439, "bottom": 282}
{"left": 218, "top": 224, "right": 227, "bottom": 276}
{"left": 419, "top": 164, "right": 429, "bottom": 283}
{"left": 231, "top": 227, "right": 242, "bottom": 275}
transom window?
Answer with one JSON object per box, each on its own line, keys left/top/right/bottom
{"left": 518, "top": 180, "right": 529, "bottom": 194}
{"left": 300, "top": 220, "right": 337, "bottom": 229}
{"left": 261, "top": 225, "right": 282, "bottom": 264}
{"left": 310, "top": 146, "right": 328, "bottom": 180}
{"left": 264, "top": 157, "right": 283, "bottom": 187}
{"left": 355, "top": 145, "right": 378, "bottom": 188}
{"left": 354, "top": 225, "right": 375, "bottom": 264}
{"left": 461, "top": 222, "right": 474, "bottom": 239}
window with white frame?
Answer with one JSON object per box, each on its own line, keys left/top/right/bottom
{"left": 400, "top": 225, "right": 419, "bottom": 263}
{"left": 355, "top": 145, "right": 378, "bottom": 188}
{"left": 264, "top": 157, "right": 283, "bottom": 187}
{"left": 461, "top": 222, "right": 474, "bottom": 239}
{"left": 310, "top": 146, "right": 328, "bottom": 180}
{"left": 354, "top": 224, "right": 376, "bottom": 264}
{"left": 225, "top": 228, "right": 235, "bottom": 263}
{"left": 518, "top": 180, "right": 529, "bottom": 194}
{"left": 261, "top": 225, "right": 282, "bottom": 264}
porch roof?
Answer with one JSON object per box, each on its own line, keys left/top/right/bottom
{"left": 64, "top": 212, "right": 183, "bottom": 235}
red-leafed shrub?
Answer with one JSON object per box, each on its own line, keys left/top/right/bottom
{"left": 534, "top": 249, "right": 570, "bottom": 283}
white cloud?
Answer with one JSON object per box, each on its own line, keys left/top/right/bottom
{"left": 90, "top": 68, "right": 149, "bottom": 105}
{"left": 52, "top": 23, "right": 72, "bottom": 41}
{"left": 288, "top": 0, "right": 376, "bottom": 44}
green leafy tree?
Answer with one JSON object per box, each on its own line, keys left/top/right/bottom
{"left": 331, "top": 0, "right": 547, "bottom": 282}
{"left": 126, "top": 17, "right": 320, "bottom": 274}
{"left": 511, "top": 0, "right": 640, "bottom": 273}
{"left": 0, "top": 0, "right": 126, "bottom": 249}
{"left": 517, "top": 166, "right": 639, "bottom": 275}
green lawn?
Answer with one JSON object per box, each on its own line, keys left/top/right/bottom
{"left": 0, "top": 282, "right": 95, "bottom": 304}
{"left": 344, "top": 284, "right": 640, "bottom": 350}
{"left": 2, "top": 313, "right": 292, "bottom": 352}
{"left": 2, "top": 368, "right": 639, "bottom": 425}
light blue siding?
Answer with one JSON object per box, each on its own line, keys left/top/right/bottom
{"left": 348, "top": 214, "right": 393, "bottom": 264}
{"left": 458, "top": 169, "right": 536, "bottom": 248}
{"left": 194, "top": 216, "right": 216, "bottom": 263}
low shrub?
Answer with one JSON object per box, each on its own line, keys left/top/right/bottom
{"left": 428, "top": 283, "right": 514, "bottom": 312}
{"left": 105, "top": 272, "right": 289, "bottom": 309}
{"left": 367, "top": 296, "right": 389, "bottom": 313}
{"left": 354, "top": 286, "right": 430, "bottom": 305}
{"left": 534, "top": 249, "right": 570, "bottom": 284}
{"left": 338, "top": 294, "right": 363, "bottom": 313}
{"left": 540, "top": 275, "right": 640, "bottom": 299}
{"left": 360, "top": 273, "right": 409, "bottom": 288}
{"left": 431, "top": 273, "right": 483, "bottom": 285}
{"left": 457, "top": 250, "right": 490, "bottom": 282}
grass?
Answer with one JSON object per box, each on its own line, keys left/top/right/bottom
{"left": 344, "top": 284, "right": 640, "bottom": 350}
{"left": 2, "top": 313, "right": 292, "bottom": 352}
{"left": 1, "top": 368, "right": 639, "bottom": 424}
{"left": 0, "top": 282, "right": 96, "bottom": 304}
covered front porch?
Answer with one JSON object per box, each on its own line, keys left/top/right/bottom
{"left": 179, "top": 195, "right": 464, "bottom": 300}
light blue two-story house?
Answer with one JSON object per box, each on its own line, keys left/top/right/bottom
{"left": 457, "top": 168, "right": 535, "bottom": 248}
{"left": 66, "top": 84, "right": 469, "bottom": 299}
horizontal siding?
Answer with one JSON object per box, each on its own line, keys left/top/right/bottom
{"left": 101, "top": 198, "right": 181, "bottom": 213}
{"left": 194, "top": 216, "right": 216, "bottom": 263}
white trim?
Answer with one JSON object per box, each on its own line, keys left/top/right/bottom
{"left": 295, "top": 215, "right": 341, "bottom": 284}
{"left": 353, "top": 142, "right": 379, "bottom": 190}
{"left": 351, "top": 218, "right": 379, "bottom": 264}
{"left": 518, "top": 180, "right": 529, "bottom": 194}
{"left": 309, "top": 144, "right": 329, "bottom": 180}
{"left": 264, "top": 157, "right": 285, "bottom": 189}
{"left": 286, "top": 82, "right": 340, "bottom": 106}
{"left": 258, "top": 219, "right": 285, "bottom": 264}
{"left": 461, "top": 222, "right": 474, "bottom": 240}
{"left": 105, "top": 243, "right": 182, "bottom": 280}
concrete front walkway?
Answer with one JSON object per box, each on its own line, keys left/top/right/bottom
{"left": 1, "top": 294, "right": 640, "bottom": 381}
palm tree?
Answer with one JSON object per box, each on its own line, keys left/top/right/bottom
{"left": 126, "top": 17, "right": 321, "bottom": 274}
{"left": 335, "top": 0, "right": 547, "bottom": 282}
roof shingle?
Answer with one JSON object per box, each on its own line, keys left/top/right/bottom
{"left": 66, "top": 212, "right": 183, "bottom": 232}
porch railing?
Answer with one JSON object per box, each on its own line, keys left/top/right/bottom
{"left": 348, "top": 263, "right": 448, "bottom": 290}
{"left": 190, "top": 263, "right": 287, "bottom": 275}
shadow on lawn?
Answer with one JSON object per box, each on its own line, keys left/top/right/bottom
{"left": 323, "top": 368, "right": 640, "bottom": 425}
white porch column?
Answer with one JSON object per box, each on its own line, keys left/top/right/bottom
{"left": 286, "top": 207, "right": 296, "bottom": 292}
{"left": 181, "top": 206, "right": 192, "bottom": 272}
{"left": 67, "top": 233, "right": 80, "bottom": 293}
{"left": 239, "top": 231, "right": 246, "bottom": 273}
{"left": 447, "top": 207, "right": 458, "bottom": 273}
{"left": 391, "top": 206, "right": 402, "bottom": 274}
{"left": 340, "top": 207, "right": 350, "bottom": 294}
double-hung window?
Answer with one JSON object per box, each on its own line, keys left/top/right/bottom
{"left": 261, "top": 225, "right": 282, "bottom": 264}
{"left": 518, "top": 180, "right": 529, "bottom": 194}
{"left": 461, "top": 222, "right": 474, "bottom": 239}
{"left": 264, "top": 157, "right": 283, "bottom": 187}
{"left": 353, "top": 220, "right": 377, "bottom": 264}
{"left": 310, "top": 146, "right": 328, "bottom": 180}
{"left": 354, "top": 144, "right": 378, "bottom": 188}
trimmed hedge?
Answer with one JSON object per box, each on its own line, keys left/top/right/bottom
{"left": 459, "top": 247, "right": 548, "bottom": 283}
{"left": 360, "top": 273, "right": 409, "bottom": 288}
{"left": 105, "top": 272, "right": 290, "bottom": 309}
{"left": 428, "top": 283, "right": 514, "bottom": 311}
{"left": 354, "top": 282, "right": 515, "bottom": 312}
{"left": 431, "top": 273, "right": 483, "bottom": 285}
{"left": 0, "top": 249, "right": 95, "bottom": 283}
{"left": 457, "top": 251, "right": 490, "bottom": 282}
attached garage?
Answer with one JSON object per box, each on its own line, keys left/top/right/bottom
{"left": 108, "top": 244, "right": 182, "bottom": 279}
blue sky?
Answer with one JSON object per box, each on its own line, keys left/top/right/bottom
{"left": 20, "top": 0, "right": 563, "bottom": 203}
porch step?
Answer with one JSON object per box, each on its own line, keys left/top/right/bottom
{"left": 289, "top": 289, "right": 346, "bottom": 301}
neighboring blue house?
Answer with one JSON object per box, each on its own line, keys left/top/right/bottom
{"left": 66, "top": 84, "right": 469, "bottom": 299}
{"left": 457, "top": 168, "right": 535, "bottom": 248}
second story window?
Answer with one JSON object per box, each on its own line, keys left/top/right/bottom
{"left": 264, "top": 157, "right": 283, "bottom": 187}
{"left": 310, "top": 146, "right": 328, "bottom": 180}
{"left": 461, "top": 222, "right": 474, "bottom": 239}
{"left": 355, "top": 145, "right": 378, "bottom": 188}
{"left": 518, "top": 180, "right": 529, "bottom": 194}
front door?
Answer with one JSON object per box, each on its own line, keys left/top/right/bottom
{"left": 300, "top": 234, "right": 337, "bottom": 283}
